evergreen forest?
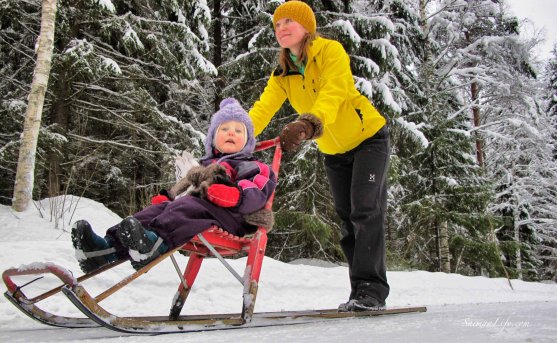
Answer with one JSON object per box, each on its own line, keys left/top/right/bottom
{"left": 1, "top": 0, "right": 556, "bottom": 281}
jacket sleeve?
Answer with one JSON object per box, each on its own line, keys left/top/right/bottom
{"left": 249, "top": 71, "right": 287, "bottom": 137}
{"left": 310, "top": 41, "right": 352, "bottom": 127}
{"left": 234, "top": 160, "right": 277, "bottom": 214}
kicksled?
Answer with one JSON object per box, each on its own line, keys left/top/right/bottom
{"left": 2, "top": 138, "right": 426, "bottom": 334}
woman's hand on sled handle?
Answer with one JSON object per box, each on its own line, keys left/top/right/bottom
{"left": 279, "top": 113, "right": 323, "bottom": 152}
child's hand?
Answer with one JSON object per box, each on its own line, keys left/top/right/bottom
{"left": 151, "top": 189, "right": 172, "bottom": 204}
{"left": 206, "top": 184, "right": 241, "bottom": 207}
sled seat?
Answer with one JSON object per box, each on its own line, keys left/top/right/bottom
{"left": 182, "top": 227, "right": 253, "bottom": 256}
{"left": 168, "top": 137, "right": 282, "bottom": 324}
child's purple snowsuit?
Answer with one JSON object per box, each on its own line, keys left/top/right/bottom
{"left": 106, "top": 156, "right": 276, "bottom": 255}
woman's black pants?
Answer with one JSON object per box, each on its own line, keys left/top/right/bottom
{"left": 324, "top": 126, "right": 390, "bottom": 302}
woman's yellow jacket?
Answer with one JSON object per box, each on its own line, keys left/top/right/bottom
{"left": 249, "top": 37, "right": 386, "bottom": 155}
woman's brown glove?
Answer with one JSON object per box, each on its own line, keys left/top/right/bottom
{"left": 279, "top": 113, "right": 323, "bottom": 152}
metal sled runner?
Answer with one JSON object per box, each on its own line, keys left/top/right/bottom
{"left": 3, "top": 137, "right": 426, "bottom": 334}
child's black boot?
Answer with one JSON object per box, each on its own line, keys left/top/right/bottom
{"left": 71, "top": 220, "right": 117, "bottom": 273}
{"left": 117, "top": 217, "right": 168, "bottom": 270}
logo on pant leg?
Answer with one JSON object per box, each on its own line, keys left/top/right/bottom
{"left": 369, "top": 173, "right": 375, "bottom": 182}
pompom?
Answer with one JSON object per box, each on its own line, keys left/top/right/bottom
{"left": 219, "top": 98, "right": 239, "bottom": 109}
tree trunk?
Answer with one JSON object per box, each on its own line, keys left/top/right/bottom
{"left": 513, "top": 207, "right": 523, "bottom": 280}
{"left": 213, "top": 0, "right": 223, "bottom": 111}
{"left": 12, "top": 0, "right": 58, "bottom": 212}
{"left": 342, "top": 0, "right": 350, "bottom": 13}
{"left": 465, "top": 31, "right": 484, "bottom": 168}
{"left": 47, "top": 66, "right": 71, "bottom": 197}
{"left": 471, "top": 81, "right": 484, "bottom": 168}
{"left": 439, "top": 221, "right": 451, "bottom": 272}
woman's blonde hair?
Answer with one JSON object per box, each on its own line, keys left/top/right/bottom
{"left": 278, "top": 32, "right": 318, "bottom": 76}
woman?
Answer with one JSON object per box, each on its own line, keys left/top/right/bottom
{"left": 249, "top": 1, "right": 390, "bottom": 312}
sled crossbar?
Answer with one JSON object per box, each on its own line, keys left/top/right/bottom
{"left": 196, "top": 233, "right": 244, "bottom": 284}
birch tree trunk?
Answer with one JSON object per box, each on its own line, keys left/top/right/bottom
{"left": 12, "top": 0, "right": 58, "bottom": 212}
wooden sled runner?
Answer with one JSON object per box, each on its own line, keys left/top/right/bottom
{"left": 3, "top": 137, "right": 426, "bottom": 333}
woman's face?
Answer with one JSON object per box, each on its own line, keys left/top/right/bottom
{"left": 214, "top": 120, "right": 247, "bottom": 154}
{"left": 275, "top": 18, "right": 308, "bottom": 54}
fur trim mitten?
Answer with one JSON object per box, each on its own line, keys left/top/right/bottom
{"left": 243, "top": 208, "right": 275, "bottom": 231}
{"left": 280, "top": 112, "right": 324, "bottom": 152}
{"left": 170, "top": 163, "right": 231, "bottom": 199}
{"left": 298, "top": 113, "right": 323, "bottom": 139}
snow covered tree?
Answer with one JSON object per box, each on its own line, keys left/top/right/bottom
{"left": 423, "top": 0, "right": 557, "bottom": 280}
{"left": 538, "top": 44, "right": 557, "bottom": 281}
{"left": 1, "top": 0, "right": 48, "bottom": 205}
{"left": 388, "top": 0, "right": 533, "bottom": 275}
{"left": 1, "top": 0, "right": 215, "bottom": 216}
{"left": 501, "top": 43, "right": 557, "bottom": 281}
{"left": 212, "top": 1, "right": 277, "bottom": 106}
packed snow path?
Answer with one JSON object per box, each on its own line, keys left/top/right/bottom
{"left": 1, "top": 301, "right": 555, "bottom": 342}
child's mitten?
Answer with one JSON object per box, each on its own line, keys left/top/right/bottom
{"left": 206, "top": 184, "right": 241, "bottom": 207}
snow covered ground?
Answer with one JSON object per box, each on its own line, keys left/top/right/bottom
{"left": 1, "top": 196, "right": 556, "bottom": 342}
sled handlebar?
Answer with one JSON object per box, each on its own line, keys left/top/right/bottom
{"left": 253, "top": 137, "right": 282, "bottom": 211}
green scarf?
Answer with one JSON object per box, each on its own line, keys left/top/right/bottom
{"left": 290, "top": 53, "right": 305, "bottom": 75}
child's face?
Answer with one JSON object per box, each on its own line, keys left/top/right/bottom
{"left": 214, "top": 120, "right": 247, "bottom": 154}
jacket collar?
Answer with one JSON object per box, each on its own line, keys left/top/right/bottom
{"left": 308, "top": 36, "right": 326, "bottom": 60}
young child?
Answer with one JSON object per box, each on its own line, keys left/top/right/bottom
{"left": 72, "top": 98, "right": 277, "bottom": 272}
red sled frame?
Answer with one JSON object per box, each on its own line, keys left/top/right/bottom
{"left": 169, "top": 137, "right": 282, "bottom": 322}
{"left": 2, "top": 137, "right": 283, "bottom": 328}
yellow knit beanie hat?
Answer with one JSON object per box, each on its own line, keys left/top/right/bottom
{"left": 273, "top": 1, "right": 316, "bottom": 34}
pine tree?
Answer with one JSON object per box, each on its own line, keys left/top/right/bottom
{"left": 1, "top": 0, "right": 215, "bottom": 216}
{"left": 390, "top": 0, "right": 516, "bottom": 275}
{"left": 520, "top": 43, "right": 557, "bottom": 281}
{"left": 0, "top": 0, "right": 40, "bottom": 205}
{"left": 430, "top": 0, "right": 557, "bottom": 280}
{"left": 549, "top": 44, "right": 557, "bottom": 161}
